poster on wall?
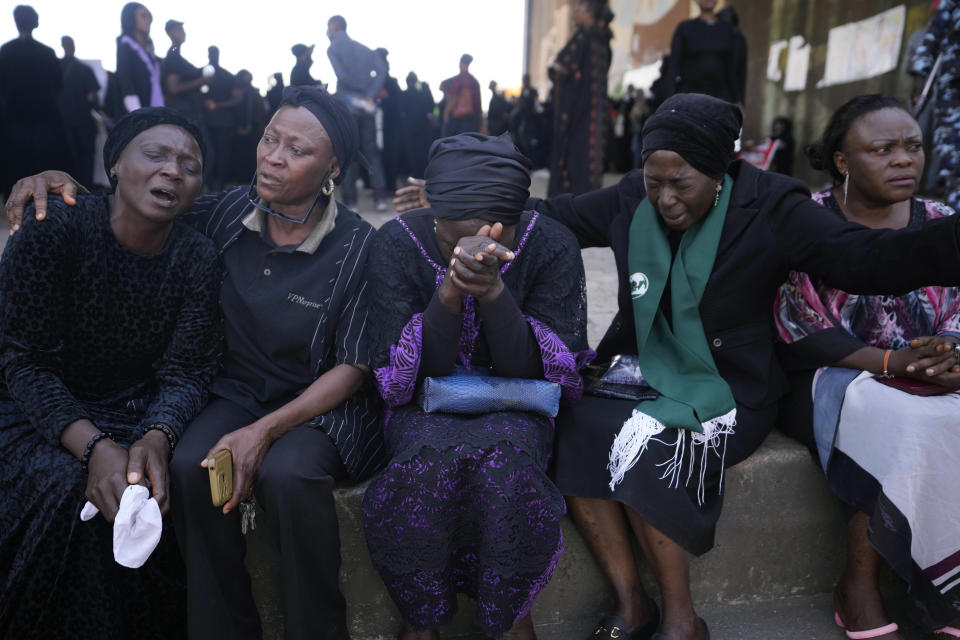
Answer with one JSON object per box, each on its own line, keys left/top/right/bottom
{"left": 819, "top": 5, "right": 906, "bottom": 87}
{"left": 784, "top": 35, "right": 810, "bottom": 91}
{"left": 767, "top": 39, "right": 787, "bottom": 82}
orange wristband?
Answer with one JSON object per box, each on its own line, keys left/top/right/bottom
{"left": 882, "top": 349, "right": 893, "bottom": 378}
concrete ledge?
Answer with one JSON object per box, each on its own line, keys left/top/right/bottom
{"left": 246, "top": 431, "right": 846, "bottom": 639}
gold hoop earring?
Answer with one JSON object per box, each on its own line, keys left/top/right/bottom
{"left": 843, "top": 172, "right": 849, "bottom": 205}
{"left": 321, "top": 178, "right": 334, "bottom": 196}
{"left": 713, "top": 182, "right": 722, "bottom": 207}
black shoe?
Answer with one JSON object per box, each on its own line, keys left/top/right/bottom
{"left": 590, "top": 602, "right": 661, "bottom": 640}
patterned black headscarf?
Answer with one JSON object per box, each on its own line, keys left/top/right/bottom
{"left": 279, "top": 85, "right": 358, "bottom": 184}
{"left": 641, "top": 93, "right": 742, "bottom": 179}
{"left": 424, "top": 133, "right": 531, "bottom": 226}
{"left": 103, "top": 106, "right": 206, "bottom": 190}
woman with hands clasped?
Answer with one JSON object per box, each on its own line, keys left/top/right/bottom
{"left": 363, "top": 133, "right": 591, "bottom": 639}
{"left": 0, "top": 108, "right": 219, "bottom": 639}
{"left": 775, "top": 95, "right": 960, "bottom": 639}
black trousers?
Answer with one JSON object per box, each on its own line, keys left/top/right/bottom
{"left": 339, "top": 110, "right": 386, "bottom": 204}
{"left": 207, "top": 125, "right": 235, "bottom": 191}
{"left": 170, "top": 397, "right": 347, "bottom": 640}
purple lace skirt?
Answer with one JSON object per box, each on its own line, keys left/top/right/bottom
{"left": 361, "top": 404, "right": 565, "bottom": 634}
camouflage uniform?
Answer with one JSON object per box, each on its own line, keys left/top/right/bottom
{"left": 912, "top": 0, "right": 960, "bottom": 209}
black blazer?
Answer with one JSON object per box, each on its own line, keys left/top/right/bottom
{"left": 530, "top": 160, "right": 960, "bottom": 410}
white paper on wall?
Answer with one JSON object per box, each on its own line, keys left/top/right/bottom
{"left": 819, "top": 5, "right": 906, "bottom": 87}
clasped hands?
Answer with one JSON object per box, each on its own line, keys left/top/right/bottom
{"left": 892, "top": 336, "right": 960, "bottom": 388}
{"left": 438, "top": 222, "right": 515, "bottom": 312}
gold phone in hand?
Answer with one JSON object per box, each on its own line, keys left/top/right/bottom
{"left": 208, "top": 449, "right": 233, "bottom": 507}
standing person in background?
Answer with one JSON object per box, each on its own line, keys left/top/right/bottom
{"left": 58, "top": 36, "right": 100, "bottom": 189}
{"left": 116, "top": 2, "right": 163, "bottom": 114}
{"left": 769, "top": 116, "right": 795, "bottom": 176}
{"left": 510, "top": 73, "right": 549, "bottom": 169}
{"left": 716, "top": 6, "right": 747, "bottom": 108}
{"left": 547, "top": 0, "right": 612, "bottom": 197}
{"left": 376, "top": 48, "right": 402, "bottom": 192}
{"left": 440, "top": 54, "right": 483, "bottom": 137}
{"left": 290, "top": 44, "right": 319, "bottom": 87}
{"left": 398, "top": 71, "right": 435, "bottom": 179}
{"left": 487, "top": 80, "right": 511, "bottom": 136}
{"left": 265, "top": 72, "right": 285, "bottom": 118}
{"left": 231, "top": 69, "right": 265, "bottom": 183}
{"left": 326, "top": 14, "right": 388, "bottom": 211}
{"left": 0, "top": 5, "right": 67, "bottom": 196}
{"left": 162, "top": 20, "right": 208, "bottom": 123}
{"left": 664, "top": 0, "right": 743, "bottom": 105}
{"left": 202, "top": 45, "right": 242, "bottom": 192}
{"left": 911, "top": 0, "right": 960, "bottom": 209}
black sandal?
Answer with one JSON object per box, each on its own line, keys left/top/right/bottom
{"left": 589, "top": 602, "right": 661, "bottom": 640}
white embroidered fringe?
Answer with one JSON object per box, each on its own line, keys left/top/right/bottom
{"left": 607, "top": 408, "right": 737, "bottom": 505}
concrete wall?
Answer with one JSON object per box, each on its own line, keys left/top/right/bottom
{"left": 740, "top": 0, "right": 932, "bottom": 185}
{"left": 526, "top": 0, "right": 935, "bottom": 185}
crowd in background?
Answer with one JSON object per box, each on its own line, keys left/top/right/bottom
{"left": 0, "top": 0, "right": 957, "bottom": 206}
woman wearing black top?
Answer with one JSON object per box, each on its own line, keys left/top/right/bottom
{"left": 0, "top": 108, "right": 219, "bottom": 639}
{"left": 663, "top": 0, "right": 743, "bottom": 105}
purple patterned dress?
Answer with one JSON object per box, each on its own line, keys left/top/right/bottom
{"left": 361, "top": 209, "right": 590, "bottom": 634}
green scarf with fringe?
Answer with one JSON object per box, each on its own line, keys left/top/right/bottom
{"left": 608, "top": 174, "right": 737, "bottom": 490}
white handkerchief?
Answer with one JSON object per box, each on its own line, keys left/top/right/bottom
{"left": 80, "top": 484, "right": 163, "bottom": 568}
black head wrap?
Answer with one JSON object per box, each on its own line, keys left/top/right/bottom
{"left": 278, "top": 85, "right": 358, "bottom": 184}
{"left": 424, "top": 133, "right": 531, "bottom": 226}
{"left": 103, "top": 106, "right": 206, "bottom": 190}
{"left": 641, "top": 93, "right": 742, "bottom": 179}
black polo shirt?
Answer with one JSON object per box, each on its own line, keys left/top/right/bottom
{"left": 211, "top": 196, "right": 367, "bottom": 417}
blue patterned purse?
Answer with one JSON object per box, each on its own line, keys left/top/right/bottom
{"left": 417, "top": 366, "right": 562, "bottom": 417}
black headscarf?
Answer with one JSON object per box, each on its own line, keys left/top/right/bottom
{"left": 103, "top": 106, "right": 206, "bottom": 190}
{"left": 424, "top": 133, "right": 531, "bottom": 226}
{"left": 641, "top": 93, "right": 742, "bottom": 179}
{"left": 278, "top": 85, "right": 358, "bottom": 184}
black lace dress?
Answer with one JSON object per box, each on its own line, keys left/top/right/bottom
{"left": 361, "top": 210, "right": 592, "bottom": 634}
{"left": 0, "top": 195, "right": 221, "bottom": 639}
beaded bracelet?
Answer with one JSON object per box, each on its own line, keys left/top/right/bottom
{"left": 80, "top": 432, "right": 113, "bottom": 471}
{"left": 144, "top": 422, "right": 177, "bottom": 452}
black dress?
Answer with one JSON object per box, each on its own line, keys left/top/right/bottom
{"left": 0, "top": 195, "right": 221, "bottom": 639}
{"left": 548, "top": 23, "right": 612, "bottom": 197}
{"left": 531, "top": 160, "right": 960, "bottom": 555}
{"left": 665, "top": 18, "right": 742, "bottom": 103}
